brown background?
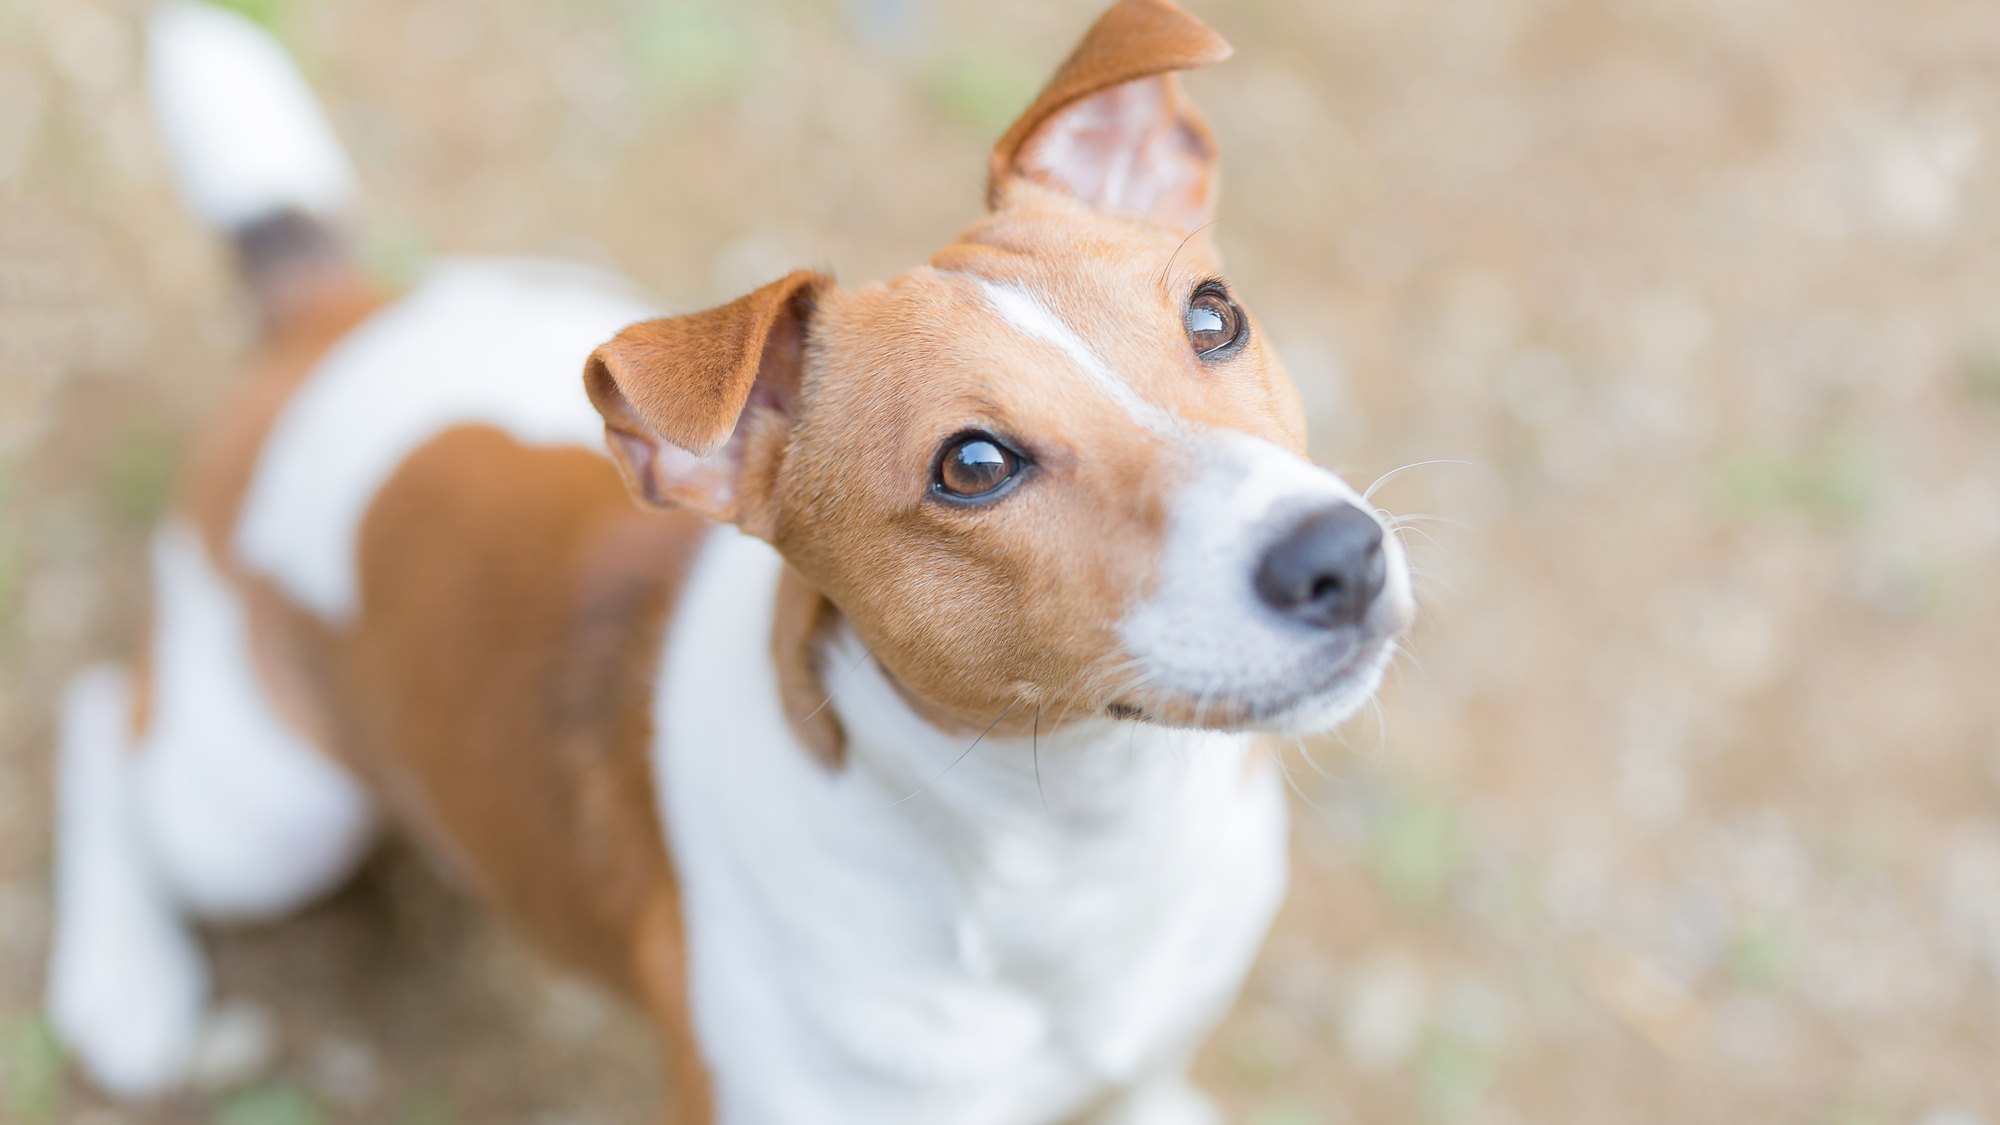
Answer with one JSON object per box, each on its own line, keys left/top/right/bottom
{"left": 2, "top": 0, "right": 1999, "bottom": 1121}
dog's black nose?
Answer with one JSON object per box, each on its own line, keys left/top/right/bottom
{"left": 1255, "top": 504, "right": 1386, "bottom": 629}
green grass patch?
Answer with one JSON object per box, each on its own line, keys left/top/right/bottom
{"left": 1713, "top": 440, "right": 1880, "bottom": 526}
{"left": 213, "top": 1080, "right": 328, "bottom": 1125}
{"left": 0, "top": 536, "right": 19, "bottom": 641}
{"left": 397, "top": 1087, "right": 453, "bottom": 1125}
{"left": 1415, "top": 1024, "right": 1497, "bottom": 1121}
{"left": 1962, "top": 347, "right": 2000, "bottom": 402}
{"left": 1366, "top": 785, "right": 1464, "bottom": 913}
{"left": 1, "top": 1014, "right": 66, "bottom": 1123}
{"left": 208, "top": 0, "right": 299, "bottom": 34}
{"left": 0, "top": 463, "right": 18, "bottom": 639}
{"left": 98, "top": 425, "right": 183, "bottom": 531}
{"left": 924, "top": 48, "right": 1040, "bottom": 138}
{"left": 1832, "top": 1096, "right": 1888, "bottom": 1120}
{"left": 1247, "top": 1100, "right": 1328, "bottom": 1125}
{"left": 628, "top": 4, "right": 759, "bottom": 104}
{"left": 1823, "top": 1097, "right": 1891, "bottom": 1125}
{"left": 1223, "top": 1024, "right": 1298, "bottom": 1087}
{"left": 1722, "top": 915, "right": 1792, "bottom": 992}
{"left": 360, "top": 220, "right": 430, "bottom": 292}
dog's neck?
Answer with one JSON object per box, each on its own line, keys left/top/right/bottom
{"left": 653, "top": 528, "right": 1289, "bottom": 1111}
{"left": 819, "top": 621, "right": 1261, "bottom": 854}
{"left": 654, "top": 525, "right": 1275, "bottom": 940}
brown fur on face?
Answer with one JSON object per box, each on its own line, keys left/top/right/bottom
{"left": 770, "top": 210, "right": 1306, "bottom": 733}
{"left": 586, "top": 0, "right": 1312, "bottom": 735}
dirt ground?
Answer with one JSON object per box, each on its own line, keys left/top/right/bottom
{"left": 3, "top": 0, "right": 1999, "bottom": 1121}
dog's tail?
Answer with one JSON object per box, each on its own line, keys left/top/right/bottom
{"left": 146, "top": 1, "right": 360, "bottom": 325}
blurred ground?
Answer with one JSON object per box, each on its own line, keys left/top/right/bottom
{"left": 3, "top": 0, "right": 2000, "bottom": 1121}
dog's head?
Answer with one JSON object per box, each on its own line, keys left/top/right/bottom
{"left": 586, "top": 0, "right": 1413, "bottom": 747}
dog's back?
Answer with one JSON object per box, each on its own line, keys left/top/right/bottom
{"left": 49, "top": 2, "right": 717, "bottom": 1107}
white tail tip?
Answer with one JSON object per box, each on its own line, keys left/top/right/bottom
{"left": 146, "top": 1, "right": 354, "bottom": 231}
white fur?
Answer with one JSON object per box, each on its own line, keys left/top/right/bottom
{"left": 656, "top": 529, "right": 1288, "bottom": 1125}
{"left": 45, "top": 666, "right": 209, "bottom": 1099}
{"left": 47, "top": 524, "right": 385, "bottom": 1098}
{"left": 233, "top": 259, "right": 659, "bottom": 620}
{"left": 136, "top": 523, "right": 377, "bottom": 918}
{"left": 972, "top": 279, "right": 1178, "bottom": 435}
{"left": 146, "top": 1, "right": 354, "bottom": 229}
{"left": 1119, "top": 431, "right": 1413, "bottom": 733}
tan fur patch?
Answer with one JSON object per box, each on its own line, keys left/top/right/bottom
{"left": 773, "top": 566, "right": 846, "bottom": 768}
{"left": 341, "top": 426, "right": 702, "bottom": 990}
{"left": 585, "top": 271, "right": 825, "bottom": 531}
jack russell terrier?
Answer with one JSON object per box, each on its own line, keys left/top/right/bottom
{"left": 45, "top": 1, "right": 1415, "bottom": 1121}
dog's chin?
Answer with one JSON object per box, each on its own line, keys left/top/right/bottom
{"left": 1111, "top": 637, "right": 1397, "bottom": 735}
{"left": 1245, "top": 643, "right": 1394, "bottom": 735}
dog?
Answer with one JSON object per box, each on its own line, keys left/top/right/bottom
{"left": 44, "top": 1, "right": 1415, "bottom": 1120}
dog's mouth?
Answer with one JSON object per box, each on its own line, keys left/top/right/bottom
{"left": 1105, "top": 634, "right": 1397, "bottom": 733}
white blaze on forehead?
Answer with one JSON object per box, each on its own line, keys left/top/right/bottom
{"left": 971, "top": 279, "right": 1179, "bottom": 435}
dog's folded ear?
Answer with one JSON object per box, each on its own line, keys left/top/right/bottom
{"left": 988, "top": 0, "right": 1231, "bottom": 233}
{"left": 584, "top": 270, "right": 827, "bottom": 535}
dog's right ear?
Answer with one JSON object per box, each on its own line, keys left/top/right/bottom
{"left": 988, "top": 0, "right": 1231, "bottom": 234}
{"left": 583, "top": 270, "right": 828, "bottom": 538}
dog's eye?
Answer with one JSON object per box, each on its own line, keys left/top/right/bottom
{"left": 935, "top": 433, "right": 1022, "bottom": 502}
{"left": 1186, "top": 286, "right": 1245, "bottom": 359}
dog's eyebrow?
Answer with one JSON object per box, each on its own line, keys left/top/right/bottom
{"left": 964, "top": 278, "right": 1179, "bottom": 436}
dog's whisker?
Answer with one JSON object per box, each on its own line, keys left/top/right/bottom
{"left": 800, "top": 645, "right": 875, "bottom": 725}
{"left": 1379, "top": 640, "right": 1418, "bottom": 689}
{"left": 1385, "top": 521, "right": 1453, "bottom": 557}
{"left": 1405, "top": 567, "right": 1459, "bottom": 597}
{"left": 1360, "top": 694, "right": 1389, "bottom": 762}
{"left": 1272, "top": 753, "right": 1333, "bottom": 815}
{"left": 889, "top": 697, "right": 1021, "bottom": 808}
{"left": 1032, "top": 705, "right": 1048, "bottom": 814}
{"left": 1157, "top": 220, "right": 1219, "bottom": 291}
{"left": 1384, "top": 511, "right": 1468, "bottom": 530}
{"left": 1291, "top": 735, "right": 1337, "bottom": 782}
{"left": 1361, "top": 459, "right": 1478, "bottom": 504}
{"left": 1195, "top": 681, "right": 1223, "bottom": 729}
{"left": 1330, "top": 715, "right": 1365, "bottom": 754}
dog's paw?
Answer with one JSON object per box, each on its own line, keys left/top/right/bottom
{"left": 1089, "top": 1078, "right": 1225, "bottom": 1125}
{"left": 45, "top": 886, "right": 209, "bottom": 1099}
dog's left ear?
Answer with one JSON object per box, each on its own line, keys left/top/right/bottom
{"left": 988, "top": 0, "right": 1231, "bottom": 233}
{"left": 584, "top": 270, "right": 827, "bottom": 538}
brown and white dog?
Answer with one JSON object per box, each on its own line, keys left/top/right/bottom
{"left": 45, "top": 1, "right": 1415, "bottom": 1121}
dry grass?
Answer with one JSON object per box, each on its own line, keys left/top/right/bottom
{"left": 3, "top": 0, "right": 1999, "bottom": 1120}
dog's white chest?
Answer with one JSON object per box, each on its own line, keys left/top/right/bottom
{"left": 654, "top": 531, "right": 1289, "bottom": 1125}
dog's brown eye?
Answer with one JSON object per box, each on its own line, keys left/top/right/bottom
{"left": 935, "top": 434, "right": 1022, "bottom": 501}
{"left": 1186, "top": 287, "right": 1244, "bottom": 358}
